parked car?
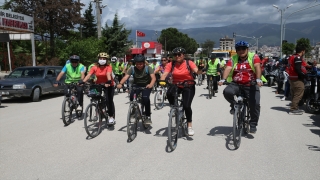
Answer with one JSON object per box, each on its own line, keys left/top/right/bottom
{"left": 0, "top": 66, "right": 65, "bottom": 102}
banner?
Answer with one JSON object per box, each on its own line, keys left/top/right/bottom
{"left": 0, "top": 9, "right": 34, "bottom": 33}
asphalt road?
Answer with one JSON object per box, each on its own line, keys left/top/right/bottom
{"left": 0, "top": 83, "right": 319, "bottom": 180}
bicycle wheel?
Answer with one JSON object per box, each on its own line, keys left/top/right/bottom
{"left": 127, "top": 104, "right": 138, "bottom": 141}
{"left": 62, "top": 98, "right": 73, "bottom": 126}
{"left": 233, "top": 106, "right": 242, "bottom": 149}
{"left": 243, "top": 104, "right": 250, "bottom": 135}
{"left": 208, "top": 82, "right": 212, "bottom": 99}
{"left": 154, "top": 90, "right": 165, "bottom": 109}
{"left": 168, "top": 108, "right": 179, "bottom": 151}
{"left": 84, "top": 103, "right": 102, "bottom": 138}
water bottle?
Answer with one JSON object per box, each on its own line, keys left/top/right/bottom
{"left": 71, "top": 95, "right": 77, "bottom": 104}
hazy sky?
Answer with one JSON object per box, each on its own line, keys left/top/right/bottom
{"left": 1, "top": 0, "right": 320, "bottom": 30}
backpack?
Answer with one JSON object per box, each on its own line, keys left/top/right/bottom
{"left": 130, "top": 66, "right": 149, "bottom": 75}
{"left": 170, "top": 60, "right": 195, "bottom": 80}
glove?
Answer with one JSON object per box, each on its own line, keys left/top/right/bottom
{"left": 78, "top": 80, "right": 84, "bottom": 84}
{"left": 218, "top": 79, "right": 225, "bottom": 83}
{"left": 106, "top": 80, "right": 111, "bottom": 84}
{"left": 159, "top": 81, "right": 166, "bottom": 86}
{"left": 256, "top": 79, "right": 263, "bottom": 84}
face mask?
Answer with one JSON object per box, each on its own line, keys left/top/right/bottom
{"left": 98, "top": 59, "right": 107, "bottom": 65}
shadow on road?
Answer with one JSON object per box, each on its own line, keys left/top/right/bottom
{"left": 270, "top": 106, "right": 289, "bottom": 113}
{"left": 1, "top": 93, "right": 63, "bottom": 104}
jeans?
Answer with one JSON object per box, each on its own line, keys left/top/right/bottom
{"left": 223, "top": 82, "right": 261, "bottom": 126}
{"left": 64, "top": 85, "right": 83, "bottom": 106}
{"left": 284, "top": 81, "right": 290, "bottom": 97}
{"left": 167, "top": 85, "right": 196, "bottom": 123}
{"left": 130, "top": 85, "right": 152, "bottom": 116}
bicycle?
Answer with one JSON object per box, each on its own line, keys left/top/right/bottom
{"left": 154, "top": 86, "right": 167, "bottom": 109}
{"left": 84, "top": 84, "right": 111, "bottom": 138}
{"left": 208, "top": 76, "right": 215, "bottom": 99}
{"left": 61, "top": 82, "right": 83, "bottom": 126}
{"left": 113, "top": 75, "right": 120, "bottom": 94}
{"left": 197, "top": 71, "right": 203, "bottom": 86}
{"left": 127, "top": 86, "right": 151, "bottom": 142}
{"left": 224, "top": 82, "right": 252, "bottom": 149}
{"left": 166, "top": 80, "right": 195, "bottom": 151}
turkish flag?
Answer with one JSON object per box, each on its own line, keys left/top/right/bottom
{"left": 137, "top": 30, "right": 145, "bottom": 37}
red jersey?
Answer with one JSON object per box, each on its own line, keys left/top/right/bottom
{"left": 164, "top": 60, "right": 197, "bottom": 84}
{"left": 89, "top": 65, "right": 114, "bottom": 86}
{"left": 226, "top": 56, "right": 260, "bottom": 84}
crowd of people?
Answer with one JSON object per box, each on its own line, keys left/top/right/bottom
{"left": 53, "top": 40, "right": 319, "bottom": 136}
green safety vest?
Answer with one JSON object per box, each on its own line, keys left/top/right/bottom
{"left": 150, "top": 63, "right": 158, "bottom": 70}
{"left": 65, "top": 63, "right": 84, "bottom": 83}
{"left": 111, "top": 62, "right": 121, "bottom": 75}
{"left": 196, "top": 60, "right": 206, "bottom": 66}
{"left": 207, "top": 59, "right": 220, "bottom": 76}
{"left": 88, "top": 63, "right": 96, "bottom": 80}
{"left": 227, "top": 52, "right": 267, "bottom": 83}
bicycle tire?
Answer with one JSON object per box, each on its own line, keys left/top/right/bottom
{"left": 154, "top": 90, "right": 165, "bottom": 109}
{"left": 208, "top": 82, "right": 212, "bottom": 99}
{"left": 243, "top": 104, "right": 250, "bottom": 135}
{"left": 168, "top": 108, "right": 178, "bottom": 151}
{"left": 233, "top": 106, "right": 242, "bottom": 149}
{"left": 62, "top": 98, "right": 73, "bottom": 126}
{"left": 84, "top": 103, "right": 102, "bottom": 138}
{"left": 127, "top": 104, "right": 138, "bottom": 141}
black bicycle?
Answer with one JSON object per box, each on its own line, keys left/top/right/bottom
{"left": 127, "top": 86, "right": 150, "bottom": 142}
{"left": 224, "top": 82, "right": 252, "bottom": 149}
{"left": 84, "top": 84, "right": 111, "bottom": 138}
{"left": 166, "top": 80, "right": 195, "bottom": 151}
{"left": 208, "top": 76, "right": 215, "bottom": 99}
{"left": 61, "top": 83, "right": 83, "bottom": 126}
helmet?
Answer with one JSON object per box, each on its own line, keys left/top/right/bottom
{"left": 97, "top": 52, "right": 109, "bottom": 58}
{"left": 111, "top": 56, "right": 117, "bottom": 62}
{"left": 134, "top": 54, "right": 145, "bottom": 62}
{"left": 119, "top": 58, "right": 124, "bottom": 61}
{"left": 172, "top": 47, "right": 186, "bottom": 55}
{"left": 69, "top": 55, "right": 80, "bottom": 62}
{"left": 235, "top": 41, "right": 249, "bottom": 49}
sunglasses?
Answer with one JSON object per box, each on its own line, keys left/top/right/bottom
{"left": 236, "top": 47, "right": 247, "bottom": 51}
{"left": 174, "top": 53, "right": 183, "bottom": 57}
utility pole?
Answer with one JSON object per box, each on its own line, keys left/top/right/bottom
{"left": 93, "top": 0, "right": 107, "bottom": 39}
{"left": 78, "top": 0, "right": 82, "bottom": 38}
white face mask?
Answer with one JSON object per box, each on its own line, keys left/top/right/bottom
{"left": 98, "top": 59, "right": 107, "bottom": 65}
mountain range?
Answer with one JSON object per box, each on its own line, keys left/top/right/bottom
{"left": 128, "top": 19, "right": 320, "bottom": 48}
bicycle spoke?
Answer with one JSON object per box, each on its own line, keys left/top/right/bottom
{"left": 84, "top": 103, "right": 101, "bottom": 138}
{"left": 168, "top": 109, "right": 178, "bottom": 151}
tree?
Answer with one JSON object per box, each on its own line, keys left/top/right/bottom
{"left": 158, "top": 28, "right": 197, "bottom": 55}
{"left": 102, "top": 13, "right": 132, "bottom": 57}
{"left": 296, "top": 38, "right": 312, "bottom": 56}
{"left": 6, "top": 0, "right": 85, "bottom": 57}
{"left": 82, "top": 2, "right": 97, "bottom": 38}
{"left": 200, "top": 39, "right": 215, "bottom": 57}
{"left": 282, "top": 42, "right": 295, "bottom": 56}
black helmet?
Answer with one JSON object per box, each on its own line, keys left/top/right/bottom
{"left": 172, "top": 47, "right": 186, "bottom": 55}
{"left": 69, "top": 55, "right": 80, "bottom": 62}
{"left": 134, "top": 54, "right": 145, "bottom": 62}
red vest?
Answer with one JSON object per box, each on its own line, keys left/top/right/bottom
{"left": 288, "top": 54, "right": 307, "bottom": 80}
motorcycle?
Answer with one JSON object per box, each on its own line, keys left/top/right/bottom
{"left": 263, "top": 62, "right": 278, "bottom": 87}
{"left": 300, "top": 64, "right": 320, "bottom": 113}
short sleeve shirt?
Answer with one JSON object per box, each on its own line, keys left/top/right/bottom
{"left": 62, "top": 64, "right": 85, "bottom": 73}
{"left": 164, "top": 60, "right": 196, "bottom": 84}
{"left": 226, "top": 55, "right": 260, "bottom": 84}
{"left": 89, "top": 65, "right": 114, "bottom": 86}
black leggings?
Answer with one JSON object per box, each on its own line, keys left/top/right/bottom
{"left": 104, "top": 86, "right": 115, "bottom": 117}
{"left": 167, "top": 85, "right": 195, "bottom": 123}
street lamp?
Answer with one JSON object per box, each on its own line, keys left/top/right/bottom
{"left": 253, "top": 36, "right": 262, "bottom": 53}
{"left": 283, "top": 0, "right": 320, "bottom": 41}
{"left": 273, "top": 4, "right": 293, "bottom": 58}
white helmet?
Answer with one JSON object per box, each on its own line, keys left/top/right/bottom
{"left": 111, "top": 56, "right": 117, "bottom": 62}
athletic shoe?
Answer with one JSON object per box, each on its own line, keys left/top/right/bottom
{"left": 289, "top": 110, "right": 303, "bottom": 115}
{"left": 188, "top": 127, "right": 195, "bottom": 136}
{"left": 249, "top": 125, "right": 257, "bottom": 134}
{"left": 144, "top": 117, "right": 152, "bottom": 125}
{"left": 108, "top": 117, "right": 115, "bottom": 124}
{"left": 230, "top": 108, "right": 235, "bottom": 115}
{"left": 76, "top": 106, "right": 82, "bottom": 111}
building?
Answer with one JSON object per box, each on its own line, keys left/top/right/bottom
{"left": 220, "top": 36, "right": 235, "bottom": 51}
{"left": 126, "top": 41, "right": 162, "bottom": 61}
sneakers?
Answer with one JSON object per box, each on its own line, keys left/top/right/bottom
{"left": 215, "top": 90, "right": 218, "bottom": 93}
{"left": 230, "top": 108, "right": 235, "bottom": 115}
{"left": 289, "top": 109, "right": 304, "bottom": 115}
{"left": 249, "top": 125, "right": 257, "bottom": 134}
{"left": 76, "top": 106, "right": 82, "bottom": 111}
{"left": 188, "top": 127, "right": 195, "bottom": 136}
{"left": 144, "top": 117, "right": 152, "bottom": 125}
{"left": 281, "top": 96, "right": 286, "bottom": 101}
{"left": 108, "top": 117, "right": 115, "bottom": 124}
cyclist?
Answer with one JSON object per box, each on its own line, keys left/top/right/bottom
{"left": 150, "top": 59, "right": 160, "bottom": 87}
{"left": 123, "top": 59, "right": 134, "bottom": 91}
{"left": 218, "top": 41, "right": 266, "bottom": 134}
{"left": 155, "top": 57, "right": 168, "bottom": 75}
{"left": 117, "top": 55, "right": 156, "bottom": 125}
{"left": 82, "top": 52, "right": 116, "bottom": 124}
{"left": 159, "top": 47, "right": 198, "bottom": 136}
{"left": 54, "top": 55, "right": 85, "bottom": 111}
{"left": 205, "top": 54, "right": 221, "bottom": 93}
{"left": 196, "top": 56, "right": 206, "bottom": 81}
{"left": 111, "top": 57, "right": 125, "bottom": 92}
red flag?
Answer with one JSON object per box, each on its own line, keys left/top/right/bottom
{"left": 137, "top": 30, "right": 145, "bottom": 37}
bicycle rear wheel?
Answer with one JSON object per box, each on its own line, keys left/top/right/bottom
{"left": 208, "top": 82, "right": 212, "bottom": 99}
{"left": 233, "top": 106, "right": 243, "bottom": 149}
{"left": 154, "top": 90, "right": 165, "bottom": 109}
{"left": 62, "top": 98, "right": 73, "bottom": 126}
{"left": 168, "top": 108, "right": 178, "bottom": 151}
{"left": 127, "top": 104, "right": 138, "bottom": 141}
{"left": 84, "top": 103, "right": 102, "bottom": 138}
